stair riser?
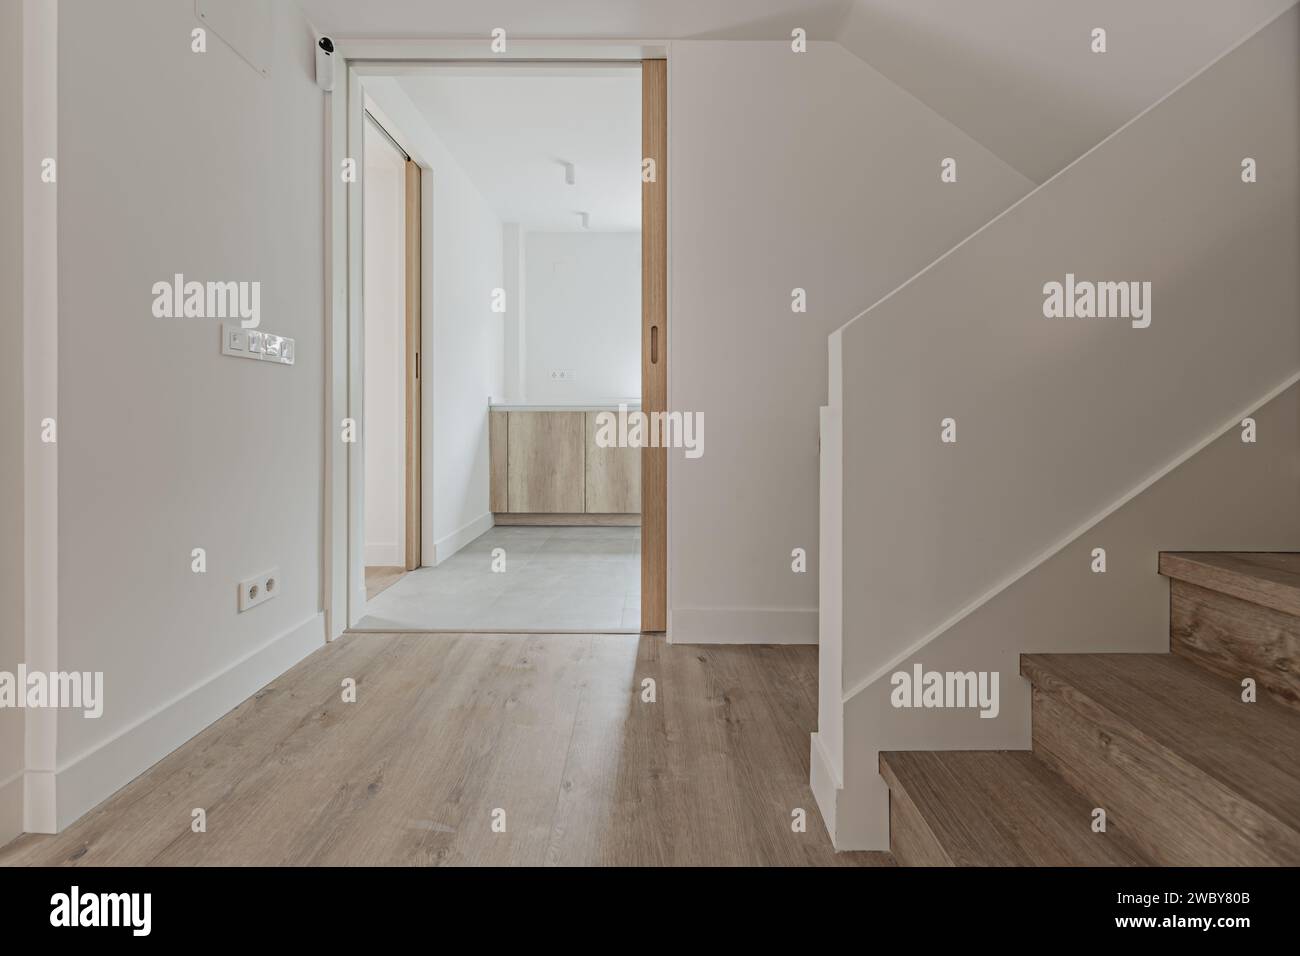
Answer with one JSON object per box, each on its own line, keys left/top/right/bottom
{"left": 1030, "top": 684, "right": 1300, "bottom": 866}
{"left": 886, "top": 785, "right": 953, "bottom": 867}
{"left": 1170, "top": 579, "right": 1300, "bottom": 713}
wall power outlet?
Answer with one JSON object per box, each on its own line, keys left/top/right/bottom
{"left": 238, "top": 567, "right": 281, "bottom": 612}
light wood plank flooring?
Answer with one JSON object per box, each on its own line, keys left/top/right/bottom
{"left": 0, "top": 633, "right": 889, "bottom": 866}
{"left": 365, "top": 566, "right": 406, "bottom": 601}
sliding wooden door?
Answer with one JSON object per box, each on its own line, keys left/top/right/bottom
{"left": 641, "top": 59, "right": 667, "bottom": 632}
{"left": 404, "top": 159, "right": 422, "bottom": 570}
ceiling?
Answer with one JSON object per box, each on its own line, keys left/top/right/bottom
{"left": 298, "top": 0, "right": 853, "bottom": 40}
{"left": 397, "top": 68, "right": 642, "bottom": 232}
{"left": 836, "top": 0, "right": 1297, "bottom": 183}
{"left": 304, "top": 0, "right": 1297, "bottom": 189}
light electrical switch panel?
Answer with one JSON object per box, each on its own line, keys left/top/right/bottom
{"left": 222, "top": 323, "right": 295, "bottom": 365}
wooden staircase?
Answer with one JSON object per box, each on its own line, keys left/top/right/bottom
{"left": 881, "top": 552, "right": 1300, "bottom": 866}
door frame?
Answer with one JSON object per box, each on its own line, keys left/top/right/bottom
{"left": 361, "top": 106, "right": 422, "bottom": 575}
{"left": 403, "top": 154, "right": 422, "bottom": 571}
{"left": 324, "top": 40, "right": 671, "bottom": 637}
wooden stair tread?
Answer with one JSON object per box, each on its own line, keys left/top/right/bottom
{"left": 879, "top": 750, "right": 1147, "bottom": 866}
{"left": 1021, "top": 653, "right": 1300, "bottom": 833}
{"left": 1160, "top": 552, "right": 1300, "bottom": 617}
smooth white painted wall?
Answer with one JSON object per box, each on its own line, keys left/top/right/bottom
{"left": 837, "top": 0, "right": 1297, "bottom": 183}
{"left": 362, "top": 78, "right": 505, "bottom": 563}
{"left": 53, "top": 0, "right": 325, "bottom": 826}
{"left": 837, "top": 7, "right": 1299, "bottom": 697}
{"left": 524, "top": 232, "right": 640, "bottom": 404}
{"left": 362, "top": 121, "right": 407, "bottom": 569}
{"left": 502, "top": 223, "right": 526, "bottom": 403}
{"left": 22, "top": 0, "right": 59, "bottom": 835}
{"left": 824, "top": 9, "right": 1300, "bottom": 849}
{"left": 299, "top": 0, "right": 854, "bottom": 41}
{"left": 667, "top": 40, "right": 1034, "bottom": 643}
{"left": 834, "top": 383, "right": 1300, "bottom": 849}
{"left": 0, "top": 0, "right": 25, "bottom": 845}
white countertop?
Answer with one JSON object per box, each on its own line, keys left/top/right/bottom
{"left": 490, "top": 401, "right": 641, "bottom": 412}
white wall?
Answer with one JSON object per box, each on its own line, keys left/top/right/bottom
{"left": 51, "top": 0, "right": 326, "bottom": 829}
{"left": 837, "top": 6, "right": 1299, "bottom": 699}
{"left": 824, "top": 7, "right": 1300, "bottom": 849}
{"left": 837, "top": 0, "right": 1297, "bottom": 183}
{"left": 0, "top": 0, "right": 25, "bottom": 846}
{"left": 667, "top": 40, "right": 1034, "bottom": 644}
{"left": 835, "top": 383, "right": 1300, "bottom": 849}
{"left": 502, "top": 223, "right": 526, "bottom": 403}
{"left": 362, "top": 121, "right": 407, "bottom": 568}
{"left": 363, "top": 78, "right": 505, "bottom": 565}
{"left": 299, "top": 0, "right": 855, "bottom": 40}
{"left": 524, "top": 232, "right": 640, "bottom": 404}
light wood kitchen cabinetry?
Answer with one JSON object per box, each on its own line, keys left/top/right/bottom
{"left": 489, "top": 411, "right": 509, "bottom": 513}
{"left": 489, "top": 409, "right": 641, "bottom": 518}
{"left": 505, "top": 411, "right": 585, "bottom": 513}
{"left": 584, "top": 412, "right": 640, "bottom": 513}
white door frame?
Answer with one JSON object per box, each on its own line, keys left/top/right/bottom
{"left": 324, "top": 39, "right": 670, "bottom": 638}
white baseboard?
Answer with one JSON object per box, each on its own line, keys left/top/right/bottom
{"left": 364, "top": 542, "right": 403, "bottom": 567}
{"left": 431, "top": 512, "right": 493, "bottom": 567}
{"left": 0, "top": 769, "right": 22, "bottom": 846}
{"left": 23, "top": 769, "right": 56, "bottom": 834}
{"left": 50, "top": 612, "right": 326, "bottom": 832}
{"left": 669, "top": 607, "right": 818, "bottom": 644}
{"left": 809, "top": 732, "right": 840, "bottom": 840}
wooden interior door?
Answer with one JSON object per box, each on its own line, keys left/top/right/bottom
{"left": 404, "top": 158, "right": 422, "bottom": 571}
{"left": 641, "top": 59, "right": 667, "bottom": 632}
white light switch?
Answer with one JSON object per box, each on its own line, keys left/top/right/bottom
{"left": 222, "top": 323, "right": 294, "bottom": 365}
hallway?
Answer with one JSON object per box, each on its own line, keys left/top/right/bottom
{"left": 0, "top": 634, "right": 889, "bottom": 867}
{"left": 359, "top": 527, "right": 641, "bottom": 632}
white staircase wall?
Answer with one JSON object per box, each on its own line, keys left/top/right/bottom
{"left": 0, "top": 0, "right": 24, "bottom": 848}
{"left": 822, "top": 6, "right": 1300, "bottom": 848}
{"left": 836, "top": 0, "right": 1297, "bottom": 184}
{"left": 667, "top": 40, "right": 1033, "bottom": 644}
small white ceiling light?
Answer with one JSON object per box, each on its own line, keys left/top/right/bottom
{"left": 578, "top": 211, "right": 590, "bottom": 230}
{"left": 562, "top": 161, "right": 576, "bottom": 186}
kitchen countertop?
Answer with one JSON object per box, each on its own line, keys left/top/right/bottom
{"left": 489, "top": 402, "right": 642, "bottom": 412}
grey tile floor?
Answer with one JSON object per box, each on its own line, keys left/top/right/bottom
{"left": 356, "top": 525, "right": 641, "bottom": 632}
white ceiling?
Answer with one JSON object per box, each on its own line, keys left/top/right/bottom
{"left": 303, "top": 0, "right": 1297, "bottom": 190}
{"left": 836, "top": 0, "right": 1297, "bottom": 183}
{"left": 298, "top": 0, "right": 853, "bottom": 39}
{"left": 397, "top": 68, "right": 642, "bottom": 232}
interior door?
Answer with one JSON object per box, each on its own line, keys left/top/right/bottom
{"left": 641, "top": 59, "right": 667, "bottom": 632}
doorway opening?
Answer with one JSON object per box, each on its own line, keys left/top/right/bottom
{"left": 340, "top": 58, "right": 667, "bottom": 634}
{"left": 361, "top": 108, "right": 421, "bottom": 602}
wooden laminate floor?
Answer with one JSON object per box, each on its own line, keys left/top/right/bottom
{"left": 0, "top": 633, "right": 889, "bottom": 866}
{"left": 364, "top": 566, "right": 406, "bottom": 601}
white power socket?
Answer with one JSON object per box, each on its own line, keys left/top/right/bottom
{"left": 237, "top": 567, "right": 281, "bottom": 612}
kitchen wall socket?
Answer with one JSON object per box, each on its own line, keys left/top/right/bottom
{"left": 238, "top": 567, "right": 281, "bottom": 612}
{"left": 549, "top": 369, "right": 576, "bottom": 382}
